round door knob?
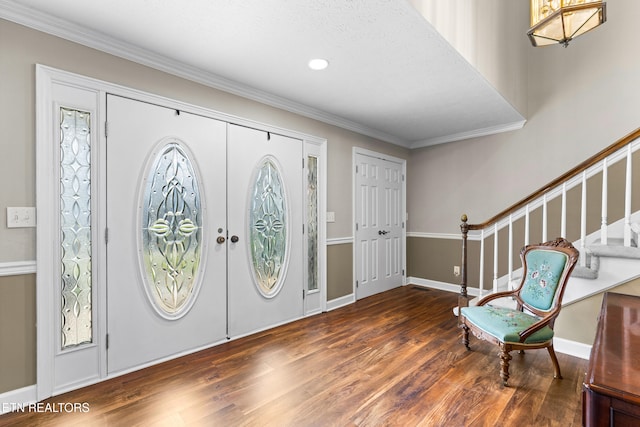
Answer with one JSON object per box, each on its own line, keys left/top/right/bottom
{"left": 230, "top": 235, "right": 239, "bottom": 243}
{"left": 216, "top": 236, "right": 226, "bottom": 244}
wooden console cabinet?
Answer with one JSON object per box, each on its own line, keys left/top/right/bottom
{"left": 583, "top": 292, "right": 640, "bottom": 426}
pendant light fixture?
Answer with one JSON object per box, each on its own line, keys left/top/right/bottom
{"left": 528, "top": 1, "right": 606, "bottom": 47}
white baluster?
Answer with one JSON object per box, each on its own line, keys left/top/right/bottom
{"left": 542, "top": 193, "right": 548, "bottom": 242}
{"left": 479, "top": 229, "right": 485, "bottom": 298}
{"left": 508, "top": 215, "right": 513, "bottom": 290}
{"left": 493, "top": 223, "right": 498, "bottom": 294}
{"left": 581, "top": 171, "right": 588, "bottom": 267}
{"left": 601, "top": 157, "right": 608, "bottom": 245}
{"left": 561, "top": 183, "right": 567, "bottom": 238}
{"left": 524, "top": 205, "right": 530, "bottom": 246}
{"left": 624, "top": 145, "right": 632, "bottom": 247}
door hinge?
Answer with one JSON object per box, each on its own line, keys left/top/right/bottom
{"left": 105, "top": 121, "right": 109, "bottom": 138}
{"left": 402, "top": 174, "right": 405, "bottom": 182}
{"left": 402, "top": 269, "right": 405, "bottom": 276}
{"left": 302, "top": 158, "right": 305, "bottom": 169}
{"left": 302, "top": 224, "right": 305, "bottom": 234}
{"left": 355, "top": 165, "right": 359, "bottom": 174}
{"left": 303, "top": 289, "right": 306, "bottom": 299}
{"left": 106, "top": 333, "right": 109, "bottom": 350}
{"left": 105, "top": 227, "right": 109, "bottom": 244}
{"left": 402, "top": 222, "right": 405, "bottom": 229}
{"left": 356, "top": 223, "right": 359, "bottom": 231}
{"left": 356, "top": 280, "right": 359, "bottom": 288}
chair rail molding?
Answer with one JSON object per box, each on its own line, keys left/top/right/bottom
{"left": 0, "top": 260, "right": 37, "bottom": 277}
{"left": 327, "top": 237, "right": 354, "bottom": 245}
{"left": 407, "top": 231, "right": 481, "bottom": 241}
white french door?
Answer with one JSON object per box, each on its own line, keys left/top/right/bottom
{"left": 36, "top": 66, "right": 325, "bottom": 400}
{"left": 354, "top": 150, "right": 405, "bottom": 300}
{"left": 227, "top": 124, "right": 304, "bottom": 337}
{"left": 106, "top": 95, "right": 227, "bottom": 374}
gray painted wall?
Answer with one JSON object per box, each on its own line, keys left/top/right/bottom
{"left": 407, "top": 0, "right": 640, "bottom": 234}
{"left": 2, "top": 0, "right": 639, "bottom": 394}
{"left": 0, "top": 18, "right": 407, "bottom": 393}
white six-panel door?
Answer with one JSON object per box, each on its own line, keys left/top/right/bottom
{"left": 354, "top": 151, "right": 405, "bottom": 300}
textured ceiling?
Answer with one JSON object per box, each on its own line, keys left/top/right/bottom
{"left": 2, "top": 0, "right": 525, "bottom": 148}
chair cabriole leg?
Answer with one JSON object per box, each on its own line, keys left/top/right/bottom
{"left": 547, "top": 344, "right": 563, "bottom": 379}
{"left": 460, "top": 323, "right": 470, "bottom": 350}
{"left": 499, "top": 344, "right": 512, "bottom": 386}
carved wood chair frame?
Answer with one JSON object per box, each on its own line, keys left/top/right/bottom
{"left": 459, "top": 237, "right": 580, "bottom": 386}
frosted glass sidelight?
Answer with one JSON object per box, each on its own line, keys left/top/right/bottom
{"left": 60, "top": 107, "right": 92, "bottom": 349}
{"left": 307, "top": 156, "right": 318, "bottom": 291}
{"left": 249, "top": 157, "right": 288, "bottom": 297}
{"left": 140, "top": 141, "right": 203, "bottom": 317}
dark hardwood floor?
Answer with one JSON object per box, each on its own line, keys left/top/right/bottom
{"left": 0, "top": 287, "right": 588, "bottom": 426}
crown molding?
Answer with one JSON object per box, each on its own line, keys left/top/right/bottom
{"left": 410, "top": 119, "right": 527, "bottom": 149}
{"left": 0, "top": 0, "right": 410, "bottom": 148}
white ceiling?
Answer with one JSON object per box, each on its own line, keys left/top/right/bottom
{"left": 2, "top": 0, "right": 525, "bottom": 148}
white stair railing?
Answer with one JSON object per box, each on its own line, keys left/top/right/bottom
{"left": 458, "top": 128, "right": 640, "bottom": 307}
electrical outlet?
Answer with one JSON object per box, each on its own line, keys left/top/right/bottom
{"left": 7, "top": 207, "right": 36, "bottom": 228}
{"left": 453, "top": 265, "right": 461, "bottom": 276}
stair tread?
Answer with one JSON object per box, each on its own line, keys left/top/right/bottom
{"left": 572, "top": 265, "right": 598, "bottom": 279}
{"left": 588, "top": 244, "right": 640, "bottom": 259}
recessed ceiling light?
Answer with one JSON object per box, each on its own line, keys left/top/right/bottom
{"left": 308, "top": 58, "right": 329, "bottom": 71}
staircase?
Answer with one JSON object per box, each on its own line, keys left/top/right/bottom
{"left": 474, "top": 220, "right": 640, "bottom": 310}
{"left": 458, "top": 128, "right": 640, "bottom": 311}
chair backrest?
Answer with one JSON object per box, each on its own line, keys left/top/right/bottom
{"left": 517, "top": 238, "right": 579, "bottom": 312}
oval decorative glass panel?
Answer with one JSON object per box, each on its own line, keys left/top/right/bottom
{"left": 139, "top": 140, "right": 204, "bottom": 318}
{"left": 249, "top": 156, "right": 289, "bottom": 297}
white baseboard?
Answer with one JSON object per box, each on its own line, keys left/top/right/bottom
{"left": 0, "top": 385, "right": 37, "bottom": 414}
{"left": 553, "top": 337, "right": 592, "bottom": 360}
{"left": 408, "top": 277, "right": 480, "bottom": 296}
{"left": 326, "top": 293, "right": 355, "bottom": 311}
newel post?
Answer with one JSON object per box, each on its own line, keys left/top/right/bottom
{"left": 458, "top": 214, "right": 471, "bottom": 315}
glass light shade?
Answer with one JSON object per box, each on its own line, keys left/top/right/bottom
{"left": 528, "top": 1, "right": 606, "bottom": 47}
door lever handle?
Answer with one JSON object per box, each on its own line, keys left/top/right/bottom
{"left": 378, "top": 230, "right": 389, "bottom": 235}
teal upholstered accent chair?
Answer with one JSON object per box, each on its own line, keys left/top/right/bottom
{"left": 460, "top": 237, "right": 579, "bottom": 386}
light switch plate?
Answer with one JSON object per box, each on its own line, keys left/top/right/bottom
{"left": 7, "top": 207, "right": 37, "bottom": 228}
{"left": 326, "top": 211, "right": 335, "bottom": 222}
